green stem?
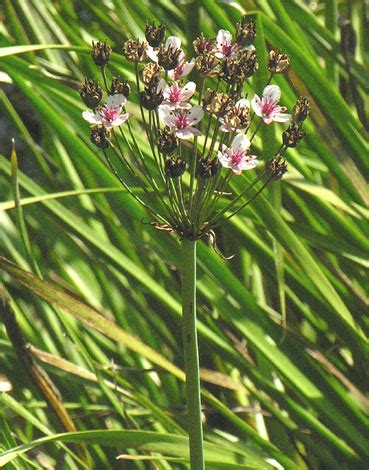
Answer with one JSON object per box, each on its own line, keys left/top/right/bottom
{"left": 181, "top": 239, "right": 204, "bottom": 470}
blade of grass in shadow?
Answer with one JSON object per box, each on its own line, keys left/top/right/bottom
{"left": 0, "top": 429, "right": 275, "bottom": 469}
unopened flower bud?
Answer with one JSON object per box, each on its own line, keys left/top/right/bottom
{"left": 198, "top": 156, "right": 220, "bottom": 178}
{"left": 157, "top": 45, "right": 181, "bottom": 70}
{"left": 79, "top": 78, "right": 102, "bottom": 109}
{"left": 193, "top": 34, "right": 215, "bottom": 55}
{"left": 282, "top": 124, "right": 306, "bottom": 148}
{"left": 292, "top": 97, "right": 310, "bottom": 123}
{"left": 267, "top": 158, "right": 288, "bottom": 180}
{"left": 140, "top": 63, "right": 163, "bottom": 88}
{"left": 165, "top": 157, "right": 186, "bottom": 178}
{"left": 221, "top": 103, "right": 250, "bottom": 132}
{"left": 90, "top": 125, "right": 110, "bottom": 149}
{"left": 91, "top": 41, "right": 111, "bottom": 67}
{"left": 123, "top": 39, "right": 148, "bottom": 62}
{"left": 110, "top": 77, "right": 130, "bottom": 97}
{"left": 195, "top": 53, "right": 219, "bottom": 77}
{"left": 236, "top": 17, "right": 256, "bottom": 47}
{"left": 202, "top": 89, "right": 216, "bottom": 107}
{"left": 221, "top": 58, "right": 245, "bottom": 84}
{"left": 157, "top": 128, "right": 178, "bottom": 155}
{"left": 145, "top": 21, "right": 166, "bottom": 47}
{"left": 268, "top": 49, "right": 289, "bottom": 74}
{"left": 205, "top": 92, "right": 234, "bottom": 117}
{"left": 238, "top": 49, "right": 258, "bottom": 78}
{"left": 140, "top": 87, "right": 163, "bottom": 110}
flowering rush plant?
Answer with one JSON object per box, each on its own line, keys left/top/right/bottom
{"left": 80, "top": 17, "right": 309, "bottom": 469}
{"left": 80, "top": 20, "right": 309, "bottom": 241}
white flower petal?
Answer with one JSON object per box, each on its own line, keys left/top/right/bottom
{"left": 176, "top": 128, "right": 194, "bottom": 139}
{"left": 167, "top": 70, "right": 176, "bottom": 80}
{"left": 217, "top": 151, "right": 231, "bottom": 168}
{"left": 111, "top": 113, "right": 130, "bottom": 127}
{"left": 179, "top": 59, "right": 195, "bottom": 78}
{"left": 165, "top": 36, "right": 181, "bottom": 50}
{"left": 263, "top": 117, "right": 274, "bottom": 125}
{"left": 178, "top": 102, "right": 192, "bottom": 110}
{"left": 188, "top": 126, "right": 201, "bottom": 136}
{"left": 82, "top": 111, "right": 102, "bottom": 124}
{"left": 181, "top": 81, "right": 196, "bottom": 101}
{"left": 158, "top": 79, "right": 168, "bottom": 93}
{"left": 147, "top": 45, "right": 158, "bottom": 62}
{"left": 187, "top": 105, "right": 204, "bottom": 125}
{"left": 251, "top": 95, "right": 263, "bottom": 117}
{"left": 240, "top": 156, "right": 259, "bottom": 170}
{"left": 158, "top": 105, "right": 177, "bottom": 127}
{"left": 232, "top": 134, "right": 250, "bottom": 153}
{"left": 217, "top": 29, "right": 232, "bottom": 47}
{"left": 263, "top": 85, "right": 281, "bottom": 104}
{"left": 164, "top": 101, "right": 180, "bottom": 109}
{"left": 236, "top": 98, "right": 250, "bottom": 109}
{"left": 272, "top": 111, "right": 291, "bottom": 122}
{"left": 106, "top": 94, "right": 126, "bottom": 108}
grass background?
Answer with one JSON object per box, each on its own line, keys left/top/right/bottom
{"left": 0, "top": 0, "right": 368, "bottom": 468}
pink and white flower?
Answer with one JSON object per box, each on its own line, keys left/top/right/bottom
{"left": 82, "top": 94, "right": 130, "bottom": 129}
{"left": 159, "top": 104, "right": 204, "bottom": 139}
{"left": 215, "top": 30, "right": 238, "bottom": 59}
{"left": 168, "top": 52, "right": 195, "bottom": 80}
{"left": 251, "top": 85, "right": 291, "bottom": 125}
{"left": 217, "top": 134, "right": 258, "bottom": 175}
{"left": 159, "top": 79, "right": 196, "bottom": 109}
{"left": 147, "top": 36, "right": 182, "bottom": 63}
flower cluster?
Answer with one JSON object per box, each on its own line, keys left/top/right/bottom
{"left": 80, "top": 19, "right": 309, "bottom": 240}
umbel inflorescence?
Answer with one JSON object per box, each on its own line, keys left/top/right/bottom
{"left": 80, "top": 20, "right": 310, "bottom": 240}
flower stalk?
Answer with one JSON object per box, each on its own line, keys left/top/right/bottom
{"left": 181, "top": 238, "right": 204, "bottom": 470}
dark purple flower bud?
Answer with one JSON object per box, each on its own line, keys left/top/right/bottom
{"left": 91, "top": 41, "right": 111, "bottom": 67}
{"left": 157, "top": 128, "right": 178, "bottom": 155}
{"left": 198, "top": 156, "right": 220, "bottom": 178}
{"left": 282, "top": 123, "right": 306, "bottom": 148}
{"left": 140, "top": 87, "right": 163, "bottom": 110}
{"left": 79, "top": 78, "right": 102, "bottom": 109}
{"left": 109, "top": 77, "right": 130, "bottom": 97}
{"left": 193, "top": 34, "right": 215, "bottom": 55}
{"left": 140, "top": 63, "right": 163, "bottom": 88}
{"left": 165, "top": 157, "right": 186, "bottom": 178}
{"left": 145, "top": 21, "right": 166, "bottom": 48}
{"left": 195, "top": 53, "right": 219, "bottom": 77}
{"left": 90, "top": 125, "right": 110, "bottom": 149}
{"left": 157, "top": 45, "right": 181, "bottom": 71}
{"left": 205, "top": 92, "right": 234, "bottom": 117}
{"left": 123, "top": 39, "right": 148, "bottom": 62}
{"left": 292, "top": 97, "right": 310, "bottom": 123}
{"left": 236, "top": 17, "right": 256, "bottom": 47}
{"left": 268, "top": 49, "right": 289, "bottom": 74}
{"left": 267, "top": 158, "right": 288, "bottom": 180}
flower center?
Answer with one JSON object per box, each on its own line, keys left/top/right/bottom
{"left": 169, "top": 86, "right": 181, "bottom": 103}
{"left": 175, "top": 112, "right": 189, "bottom": 129}
{"left": 261, "top": 101, "right": 275, "bottom": 117}
{"left": 100, "top": 106, "right": 119, "bottom": 122}
{"left": 221, "top": 43, "right": 236, "bottom": 57}
{"left": 230, "top": 151, "right": 244, "bottom": 165}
